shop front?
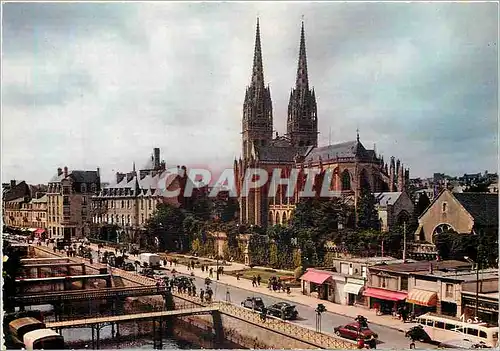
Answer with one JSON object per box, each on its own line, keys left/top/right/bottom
{"left": 300, "top": 269, "right": 334, "bottom": 301}
{"left": 406, "top": 288, "right": 437, "bottom": 316}
{"left": 363, "top": 287, "right": 407, "bottom": 315}
{"left": 344, "top": 277, "right": 366, "bottom": 306}
{"left": 461, "top": 291, "right": 499, "bottom": 325}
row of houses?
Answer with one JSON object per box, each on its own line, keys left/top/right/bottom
{"left": 300, "top": 258, "right": 498, "bottom": 325}
{"left": 2, "top": 148, "right": 198, "bottom": 243}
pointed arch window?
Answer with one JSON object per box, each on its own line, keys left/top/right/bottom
{"left": 341, "top": 170, "right": 351, "bottom": 191}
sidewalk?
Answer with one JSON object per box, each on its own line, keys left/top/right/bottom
{"left": 85, "top": 242, "right": 414, "bottom": 332}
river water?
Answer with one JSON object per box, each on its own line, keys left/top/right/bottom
{"left": 22, "top": 304, "right": 197, "bottom": 350}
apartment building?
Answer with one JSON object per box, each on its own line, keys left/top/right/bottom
{"left": 92, "top": 148, "right": 195, "bottom": 245}
{"left": 46, "top": 167, "right": 101, "bottom": 240}
{"left": 3, "top": 180, "right": 47, "bottom": 236}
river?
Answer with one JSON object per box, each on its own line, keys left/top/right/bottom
{"left": 20, "top": 304, "right": 198, "bottom": 350}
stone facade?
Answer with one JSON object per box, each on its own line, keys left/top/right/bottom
{"left": 374, "top": 191, "right": 414, "bottom": 232}
{"left": 414, "top": 189, "right": 498, "bottom": 244}
{"left": 46, "top": 167, "right": 101, "bottom": 240}
{"left": 92, "top": 148, "right": 196, "bottom": 245}
{"left": 234, "top": 20, "right": 410, "bottom": 228}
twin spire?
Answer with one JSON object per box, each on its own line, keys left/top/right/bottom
{"left": 249, "top": 18, "right": 310, "bottom": 92}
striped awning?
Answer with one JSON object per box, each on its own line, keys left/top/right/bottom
{"left": 407, "top": 289, "right": 438, "bottom": 307}
{"left": 344, "top": 283, "right": 364, "bottom": 295}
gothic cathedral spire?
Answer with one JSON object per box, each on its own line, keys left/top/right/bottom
{"left": 242, "top": 18, "right": 273, "bottom": 160}
{"left": 287, "top": 20, "right": 318, "bottom": 148}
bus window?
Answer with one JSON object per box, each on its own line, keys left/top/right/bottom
{"left": 492, "top": 332, "right": 498, "bottom": 340}
{"left": 426, "top": 319, "right": 434, "bottom": 327}
{"left": 479, "top": 331, "right": 487, "bottom": 339}
{"left": 467, "top": 328, "right": 479, "bottom": 337}
{"left": 445, "top": 323, "right": 457, "bottom": 330}
{"left": 418, "top": 318, "right": 426, "bottom": 325}
{"left": 436, "top": 322, "right": 445, "bottom": 329}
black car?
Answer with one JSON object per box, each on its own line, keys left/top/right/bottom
{"left": 123, "top": 262, "right": 135, "bottom": 271}
{"left": 241, "top": 297, "right": 265, "bottom": 312}
{"left": 267, "top": 302, "right": 298, "bottom": 320}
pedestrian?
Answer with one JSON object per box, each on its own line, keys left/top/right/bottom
{"left": 225, "top": 288, "right": 231, "bottom": 302}
{"left": 209, "top": 268, "right": 213, "bottom": 278}
{"left": 252, "top": 276, "right": 257, "bottom": 287}
{"left": 201, "top": 265, "right": 205, "bottom": 273}
{"left": 236, "top": 272, "right": 240, "bottom": 280}
{"left": 191, "top": 261, "right": 195, "bottom": 270}
{"left": 220, "top": 266, "right": 224, "bottom": 275}
{"left": 200, "top": 289, "right": 205, "bottom": 302}
{"left": 257, "top": 275, "right": 261, "bottom": 286}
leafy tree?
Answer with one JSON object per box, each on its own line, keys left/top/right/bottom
{"left": 145, "top": 203, "right": 185, "bottom": 252}
{"left": 269, "top": 242, "right": 279, "bottom": 267}
{"left": 248, "top": 234, "right": 269, "bottom": 266}
{"left": 3, "top": 241, "right": 22, "bottom": 312}
{"left": 415, "top": 193, "right": 431, "bottom": 218}
{"left": 356, "top": 187, "right": 380, "bottom": 230}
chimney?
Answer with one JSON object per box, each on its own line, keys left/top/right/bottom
{"left": 10, "top": 180, "right": 16, "bottom": 188}
{"left": 57, "top": 168, "right": 63, "bottom": 176}
{"left": 97, "top": 167, "right": 100, "bottom": 177}
{"left": 63, "top": 166, "right": 68, "bottom": 178}
{"left": 153, "top": 148, "right": 160, "bottom": 169}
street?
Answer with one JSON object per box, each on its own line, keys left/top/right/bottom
{"left": 84, "top": 247, "right": 434, "bottom": 350}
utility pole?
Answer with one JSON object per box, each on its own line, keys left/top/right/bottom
{"left": 475, "top": 260, "right": 479, "bottom": 319}
{"left": 403, "top": 221, "right": 407, "bottom": 262}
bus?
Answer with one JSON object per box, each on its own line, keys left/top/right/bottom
{"left": 23, "top": 329, "right": 64, "bottom": 350}
{"left": 414, "top": 313, "right": 498, "bottom": 348}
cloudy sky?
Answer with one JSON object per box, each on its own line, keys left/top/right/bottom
{"left": 2, "top": 2, "right": 498, "bottom": 184}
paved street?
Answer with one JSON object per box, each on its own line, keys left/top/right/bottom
{"left": 79, "top": 243, "right": 436, "bottom": 350}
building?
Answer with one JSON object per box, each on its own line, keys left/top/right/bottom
{"left": 233, "top": 20, "right": 410, "bottom": 228}
{"left": 373, "top": 191, "right": 414, "bottom": 232}
{"left": 46, "top": 167, "right": 101, "bottom": 240}
{"left": 365, "top": 260, "right": 497, "bottom": 324}
{"left": 299, "top": 256, "right": 405, "bottom": 306}
{"left": 3, "top": 180, "right": 47, "bottom": 236}
{"left": 92, "top": 148, "right": 196, "bottom": 247}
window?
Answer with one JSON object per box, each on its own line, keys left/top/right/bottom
{"left": 379, "top": 277, "right": 387, "bottom": 288}
{"left": 445, "top": 323, "right": 457, "bottom": 331}
{"left": 91, "top": 184, "right": 97, "bottom": 193}
{"left": 149, "top": 199, "right": 152, "bottom": 210}
{"left": 426, "top": 319, "right": 434, "bottom": 327}
{"left": 401, "top": 277, "right": 408, "bottom": 291}
{"left": 141, "top": 214, "right": 144, "bottom": 223}
{"left": 479, "top": 331, "right": 487, "bottom": 339}
{"left": 467, "top": 328, "right": 479, "bottom": 337}
{"left": 445, "top": 284, "right": 454, "bottom": 298}
{"left": 121, "top": 200, "right": 125, "bottom": 208}
{"left": 127, "top": 215, "right": 130, "bottom": 225}
{"left": 81, "top": 183, "right": 87, "bottom": 193}
{"left": 141, "top": 199, "right": 144, "bottom": 210}
{"left": 121, "top": 215, "right": 125, "bottom": 225}
{"left": 435, "top": 322, "right": 445, "bottom": 329}
{"left": 127, "top": 200, "right": 130, "bottom": 209}
{"left": 442, "top": 202, "right": 448, "bottom": 212}
{"left": 63, "top": 196, "right": 69, "bottom": 205}
{"left": 82, "top": 196, "right": 87, "bottom": 205}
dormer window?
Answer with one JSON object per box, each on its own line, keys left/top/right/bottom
{"left": 81, "top": 183, "right": 87, "bottom": 193}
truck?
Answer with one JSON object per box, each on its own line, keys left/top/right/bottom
{"left": 139, "top": 253, "right": 161, "bottom": 268}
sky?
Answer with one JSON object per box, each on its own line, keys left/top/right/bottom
{"left": 2, "top": 2, "right": 498, "bottom": 184}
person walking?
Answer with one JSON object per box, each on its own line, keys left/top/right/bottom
{"left": 225, "top": 287, "right": 231, "bottom": 302}
{"left": 257, "top": 275, "right": 261, "bottom": 286}
{"left": 200, "top": 289, "right": 205, "bottom": 302}
{"left": 209, "top": 268, "right": 213, "bottom": 278}
{"left": 252, "top": 276, "right": 257, "bottom": 287}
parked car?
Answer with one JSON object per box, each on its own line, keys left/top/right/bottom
{"left": 241, "top": 297, "right": 265, "bottom": 312}
{"left": 334, "top": 322, "right": 378, "bottom": 341}
{"left": 405, "top": 325, "right": 431, "bottom": 342}
{"left": 266, "top": 302, "right": 298, "bottom": 320}
{"left": 141, "top": 268, "right": 155, "bottom": 278}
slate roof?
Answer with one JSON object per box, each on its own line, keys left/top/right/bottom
{"left": 373, "top": 192, "right": 403, "bottom": 206}
{"left": 49, "top": 170, "right": 99, "bottom": 183}
{"left": 453, "top": 192, "right": 498, "bottom": 227}
{"left": 304, "top": 140, "right": 377, "bottom": 163}
{"left": 254, "top": 144, "right": 310, "bottom": 163}
{"left": 3, "top": 181, "right": 31, "bottom": 202}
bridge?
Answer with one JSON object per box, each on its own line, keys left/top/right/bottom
{"left": 15, "top": 274, "right": 113, "bottom": 293}
{"left": 21, "top": 262, "right": 86, "bottom": 278}
{"left": 46, "top": 306, "right": 219, "bottom": 329}
{"left": 13, "top": 286, "right": 171, "bottom": 305}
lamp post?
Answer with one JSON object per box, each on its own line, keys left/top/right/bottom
{"left": 464, "top": 256, "right": 480, "bottom": 319}
{"left": 315, "top": 303, "right": 327, "bottom": 332}
{"left": 216, "top": 233, "right": 220, "bottom": 281}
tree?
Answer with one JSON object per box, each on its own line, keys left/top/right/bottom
{"left": 356, "top": 187, "right": 380, "bottom": 230}
{"left": 146, "top": 203, "right": 185, "bottom": 252}
{"left": 415, "top": 193, "right": 431, "bottom": 218}
{"left": 248, "top": 234, "right": 270, "bottom": 266}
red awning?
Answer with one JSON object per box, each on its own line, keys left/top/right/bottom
{"left": 363, "top": 287, "right": 407, "bottom": 301}
{"left": 34, "top": 228, "right": 45, "bottom": 235}
{"left": 300, "top": 270, "right": 332, "bottom": 284}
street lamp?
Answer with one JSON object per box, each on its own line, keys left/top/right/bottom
{"left": 464, "top": 256, "right": 480, "bottom": 319}
{"left": 216, "top": 234, "right": 220, "bottom": 281}
{"left": 315, "top": 303, "right": 327, "bottom": 332}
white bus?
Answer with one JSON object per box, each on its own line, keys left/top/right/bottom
{"left": 415, "top": 313, "right": 498, "bottom": 348}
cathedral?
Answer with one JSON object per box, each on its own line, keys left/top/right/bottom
{"left": 234, "top": 20, "right": 409, "bottom": 228}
